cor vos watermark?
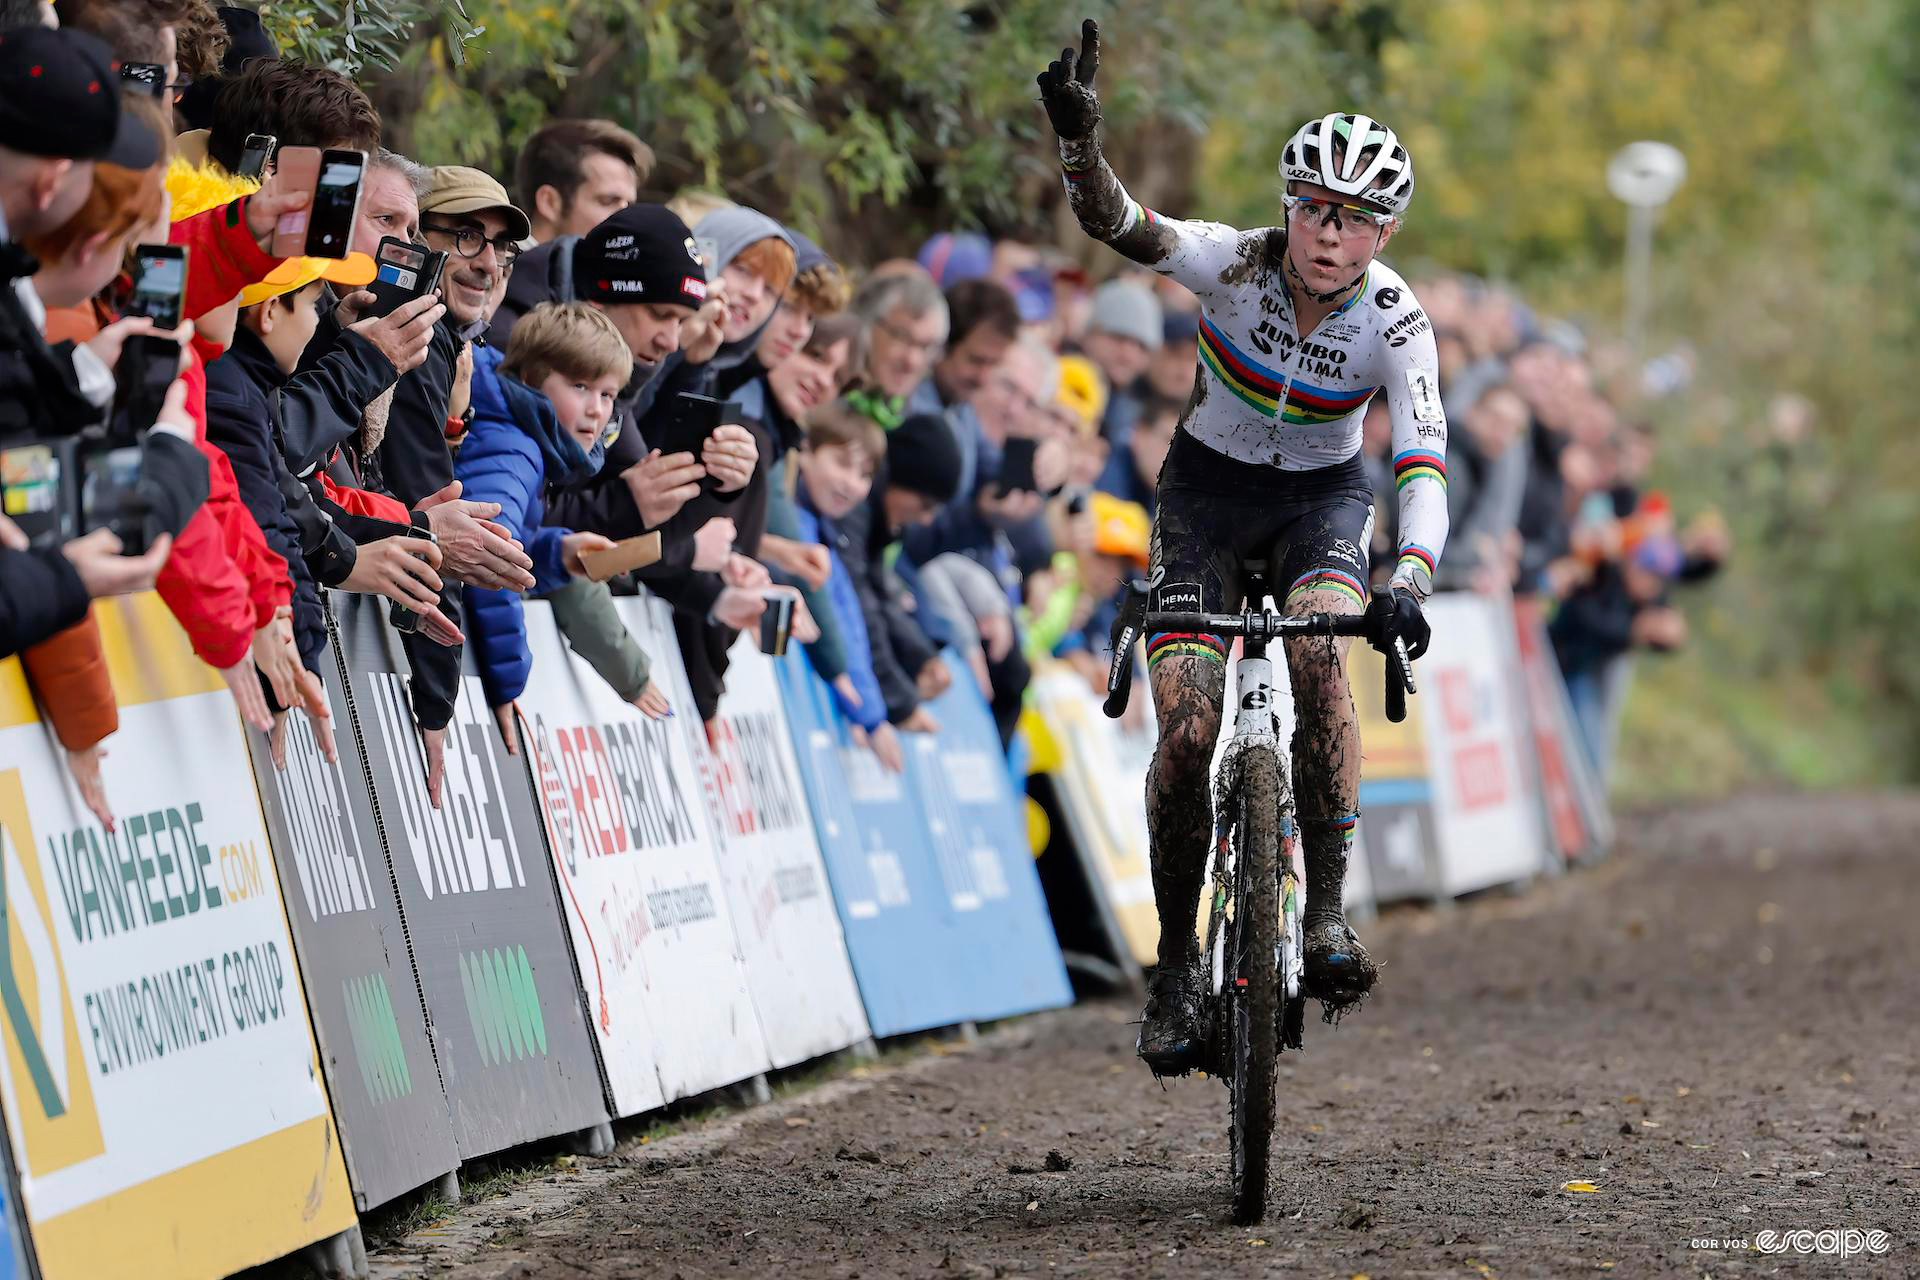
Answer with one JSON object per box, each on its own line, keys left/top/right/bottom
{"left": 1691, "top": 1227, "right": 1891, "bottom": 1258}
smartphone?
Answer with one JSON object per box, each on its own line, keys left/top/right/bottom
{"left": 364, "top": 237, "right": 448, "bottom": 319}
{"left": 304, "top": 148, "right": 367, "bottom": 259}
{"left": 78, "top": 445, "right": 149, "bottom": 555}
{"left": 125, "top": 244, "right": 187, "bottom": 331}
{"left": 996, "top": 437, "right": 1039, "bottom": 494}
{"left": 387, "top": 524, "right": 439, "bottom": 635}
{"left": 118, "top": 61, "right": 168, "bottom": 99}
{"left": 660, "top": 392, "right": 726, "bottom": 459}
{"left": 269, "top": 146, "right": 322, "bottom": 257}
{"left": 111, "top": 333, "right": 181, "bottom": 443}
{"left": 237, "top": 132, "right": 277, "bottom": 182}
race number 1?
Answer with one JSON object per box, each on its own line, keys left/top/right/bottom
{"left": 1406, "top": 369, "right": 1443, "bottom": 423}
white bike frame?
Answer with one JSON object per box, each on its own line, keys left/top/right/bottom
{"left": 1206, "top": 649, "right": 1307, "bottom": 1009}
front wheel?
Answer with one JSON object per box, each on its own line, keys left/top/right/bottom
{"left": 1227, "top": 748, "right": 1281, "bottom": 1226}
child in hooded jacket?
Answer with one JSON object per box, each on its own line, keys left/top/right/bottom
{"left": 458, "top": 302, "right": 671, "bottom": 731}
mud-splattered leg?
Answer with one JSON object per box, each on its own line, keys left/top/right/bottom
{"left": 1284, "top": 587, "right": 1377, "bottom": 1009}
{"left": 1145, "top": 654, "right": 1225, "bottom": 967}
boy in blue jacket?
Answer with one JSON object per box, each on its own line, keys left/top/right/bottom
{"left": 460, "top": 302, "right": 672, "bottom": 744}
{"left": 790, "top": 400, "right": 907, "bottom": 773}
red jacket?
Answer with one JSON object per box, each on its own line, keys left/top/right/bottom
{"left": 319, "top": 471, "right": 410, "bottom": 524}
{"left": 153, "top": 348, "right": 279, "bottom": 669}
{"left": 146, "top": 200, "right": 295, "bottom": 669}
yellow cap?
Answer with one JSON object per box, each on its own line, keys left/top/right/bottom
{"left": 239, "top": 252, "right": 378, "bottom": 308}
{"left": 1055, "top": 354, "right": 1108, "bottom": 435}
{"left": 1090, "top": 491, "right": 1150, "bottom": 567}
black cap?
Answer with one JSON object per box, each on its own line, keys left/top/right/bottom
{"left": 885, "top": 414, "right": 964, "bottom": 505}
{"left": 572, "top": 204, "right": 708, "bottom": 309}
{"left": 0, "top": 27, "right": 157, "bottom": 167}
{"left": 176, "top": 6, "right": 279, "bottom": 132}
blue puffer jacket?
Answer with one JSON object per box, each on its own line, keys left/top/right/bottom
{"left": 791, "top": 493, "right": 887, "bottom": 733}
{"left": 457, "top": 345, "right": 600, "bottom": 705}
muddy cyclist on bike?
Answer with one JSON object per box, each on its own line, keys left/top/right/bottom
{"left": 1037, "top": 20, "right": 1448, "bottom": 1072}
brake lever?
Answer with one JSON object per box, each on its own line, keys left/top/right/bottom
{"left": 1104, "top": 577, "right": 1150, "bottom": 719}
{"left": 1383, "top": 635, "right": 1415, "bottom": 724}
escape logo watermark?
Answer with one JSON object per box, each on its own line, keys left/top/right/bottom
{"left": 1692, "top": 1228, "right": 1892, "bottom": 1258}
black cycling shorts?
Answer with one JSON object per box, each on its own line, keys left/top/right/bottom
{"left": 1146, "top": 429, "right": 1375, "bottom": 669}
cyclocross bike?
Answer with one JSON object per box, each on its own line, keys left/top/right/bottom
{"left": 1103, "top": 566, "right": 1417, "bottom": 1224}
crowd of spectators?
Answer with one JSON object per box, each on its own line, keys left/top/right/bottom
{"left": 1366, "top": 277, "right": 1729, "bottom": 780}
{"left": 0, "top": 0, "right": 1721, "bottom": 830}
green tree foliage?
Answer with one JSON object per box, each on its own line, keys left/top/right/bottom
{"left": 353, "top": 1, "right": 1345, "bottom": 245}
{"left": 253, "top": 0, "right": 482, "bottom": 74}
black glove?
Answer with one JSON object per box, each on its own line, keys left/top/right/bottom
{"left": 1036, "top": 19, "right": 1103, "bottom": 140}
{"left": 135, "top": 429, "right": 210, "bottom": 541}
{"left": 1365, "top": 586, "right": 1430, "bottom": 662}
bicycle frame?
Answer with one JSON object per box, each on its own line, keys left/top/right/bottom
{"left": 1201, "top": 630, "right": 1308, "bottom": 1061}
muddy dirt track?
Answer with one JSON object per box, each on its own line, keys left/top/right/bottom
{"left": 394, "top": 793, "right": 1920, "bottom": 1278}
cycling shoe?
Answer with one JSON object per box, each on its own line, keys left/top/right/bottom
{"left": 1137, "top": 959, "right": 1206, "bottom": 1075}
{"left": 1303, "top": 918, "right": 1379, "bottom": 1015}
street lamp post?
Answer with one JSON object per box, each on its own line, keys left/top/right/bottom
{"left": 1606, "top": 141, "right": 1687, "bottom": 361}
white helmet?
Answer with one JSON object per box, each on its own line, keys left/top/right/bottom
{"left": 1279, "top": 113, "right": 1415, "bottom": 215}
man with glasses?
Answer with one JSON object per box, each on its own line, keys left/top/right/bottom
{"left": 356, "top": 165, "right": 537, "bottom": 802}
{"left": 853, "top": 272, "right": 949, "bottom": 407}
{"left": 1038, "top": 21, "right": 1449, "bottom": 1071}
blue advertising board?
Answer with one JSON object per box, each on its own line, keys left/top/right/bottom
{"left": 773, "top": 649, "right": 973, "bottom": 1035}
{"left": 774, "top": 650, "right": 1069, "bottom": 1034}
{"left": 905, "top": 653, "right": 1072, "bottom": 1020}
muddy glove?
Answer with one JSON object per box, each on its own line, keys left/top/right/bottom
{"left": 1365, "top": 587, "right": 1430, "bottom": 662}
{"left": 1036, "top": 18, "right": 1103, "bottom": 140}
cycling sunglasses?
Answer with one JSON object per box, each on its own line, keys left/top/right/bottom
{"left": 1281, "top": 194, "right": 1395, "bottom": 234}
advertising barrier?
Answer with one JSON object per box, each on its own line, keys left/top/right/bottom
{"left": 330, "top": 593, "right": 607, "bottom": 1158}
{"left": 906, "top": 653, "right": 1073, "bottom": 1021}
{"left": 0, "top": 594, "right": 355, "bottom": 1279}
{"left": 773, "top": 648, "right": 984, "bottom": 1035}
{"left": 1025, "top": 665, "right": 1158, "bottom": 969}
{"left": 1349, "top": 642, "right": 1445, "bottom": 903}
{"left": 699, "top": 634, "right": 869, "bottom": 1068}
{"left": 1512, "top": 597, "right": 1613, "bottom": 861}
{"left": 521, "top": 599, "right": 770, "bottom": 1111}
{"left": 243, "top": 620, "right": 458, "bottom": 1212}
{"left": 1418, "top": 594, "right": 1548, "bottom": 896}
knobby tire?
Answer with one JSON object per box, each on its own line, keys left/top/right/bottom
{"left": 1228, "top": 748, "right": 1281, "bottom": 1226}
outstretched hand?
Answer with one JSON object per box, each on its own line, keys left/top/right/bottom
{"left": 1036, "top": 19, "right": 1103, "bottom": 139}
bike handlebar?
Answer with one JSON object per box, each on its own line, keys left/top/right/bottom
{"left": 1102, "top": 581, "right": 1418, "bottom": 723}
